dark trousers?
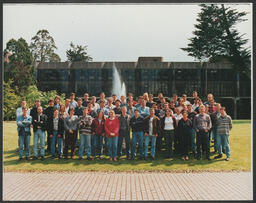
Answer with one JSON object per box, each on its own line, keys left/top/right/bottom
{"left": 47, "top": 132, "right": 51, "bottom": 152}
{"left": 156, "top": 133, "right": 163, "bottom": 151}
{"left": 117, "top": 129, "right": 130, "bottom": 157}
{"left": 64, "top": 130, "right": 77, "bottom": 158}
{"left": 174, "top": 133, "right": 181, "bottom": 154}
{"left": 196, "top": 130, "right": 210, "bottom": 159}
{"left": 181, "top": 132, "right": 191, "bottom": 156}
{"left": 163, "top": 130, "right": 175, "bottom": 157}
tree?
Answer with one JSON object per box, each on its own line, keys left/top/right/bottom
{"left": 30, "top": 29, "right": 61, "bottom": 62}
{"left": 66, "top": 42, "right": 92, "bottom": 62}
{"left": 4, "top": 38, "right": 36, "bottom": 93}
{"left": 181, "top": 4, "right": 250, "bottom": 74}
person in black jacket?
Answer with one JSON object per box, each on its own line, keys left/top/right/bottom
{"left": 44, "top": 99, "right": 55, "bottom": 154}
{"left": 48, "top": 108, "right": 65, "bottom": 159}
{"left": 30, "top": 99, "right": 42, "bottom": 121}
{"left": 32, "top": 106, "right": 48, "bottom": 160}
{"left": 129, "top": 109, "right": 144, "bottom": 160}
{"left": 178, "top": 111, "right": 193, "bottom": 160}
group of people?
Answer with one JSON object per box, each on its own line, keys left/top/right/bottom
{"left": 16, "top": 91, "right": 232, "bottom": 162}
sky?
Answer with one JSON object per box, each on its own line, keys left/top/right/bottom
{"left": 3, "top": 4, "right": 252, "bottom": 62}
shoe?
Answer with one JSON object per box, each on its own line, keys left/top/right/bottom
{"left": 197, "top": 157, "right": 201, "bottom": 160}
{"left": 185, "top": 156, "right": 189, "bottom": 160}
{"left": 87, "top": 157, "right": 92, "bottom": 161}
{"left": 91, "top": 157, "right": 95, "bottom": 160}
{"left": 18, "top": 157, "right": 23, "bottom": 161}
{"left": 71, "top": 156, "right": 75, "bottom": 160}
{"left": 131, "top": 157, "right": 135, "bottom": 160}
{"left": 207, "top": 157, "right": 211, "bottom": 161}
{"left": 225, "top": 157, "right": 230, "bottom": 161}
{"left": 151, "top": 156, "right": 155, "bottom": 160}
{"left": 41, "top": 156, "right": 44, "bottom": 161}
{"left": 33, "top": 156, "right": 38, "bottom": 160}
{"left": 58, "top": 155, "right": 62, "bottom": 159}
{"left": 109, "top": 158, "right": 113, "bottom": 162}
{"left": 25, "top": 157, "right": 30, "bottom": 161}
{"left": 64, "top": 157, "right": 68, "bottom": 160}
{"left": 181, "top": 156, "right": 185, "bottom": 161}
{"left": 51, "top": 156, "right": 55, "bottom": 159}
{"left": 113, "top": 158, "right": 117, "bottom": 162}
{"left": 139, "top": 156, "right": 144, "bottom": 160}
{"left": 214, "top": 154, "right": 222, "bottom": 159}
{"left": 126, "top": 156, "right": 130, "bottom": 160}
{"left": 144, "top": 157, "right": 147, "bottom": 160}
{"left": 223, "top": 149, "right": 226, "bottom": 154}
{"left": 78, "top": 157, "right": 83, "bottom": 160}
{"left": 98, "top": 156, "right": 103, "bottom": 160}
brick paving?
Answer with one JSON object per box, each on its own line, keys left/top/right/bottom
{"left": 3, "top": 171, "right": 252, "bottom": 201}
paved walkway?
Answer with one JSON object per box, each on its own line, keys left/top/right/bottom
{"left": 3, "top": 171, "right": 252, "bottom": 201}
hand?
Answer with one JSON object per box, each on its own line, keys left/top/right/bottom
{"left": 101, "top": 133, "right": 105, "bottom": 136}
{"left": 69, "top": 130, "right": 73, "bottom": 134}
{"left": 154, "top": 134, "right": 158, "bottom": 137}
{"left": 110, "top": 133, "right": 115, "bottom": 136}
{"left": 30, "top": 125, "right": 33, "bottom": 128}
{"left": 50, "top": 134, "right": 53, "bottom": 138}
{"left": 196, "top": 129, "right": 199, "bottom": 132}
{"left": 145, "top": 133, "right": 148, "bottom": 136}
{"left": 205, "top": 130, "right": 208, "bottom": 132}
{"left": 57, "top": 134, "right": 61, "bottom": 138}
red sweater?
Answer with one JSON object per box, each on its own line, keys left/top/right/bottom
{"left": 92, "top": 118, "right": 105, "bottom": 135}
{"left": 104, "top": 117, "right": 120, "bottom": 138}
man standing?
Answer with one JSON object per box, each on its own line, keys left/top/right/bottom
{"left": 30, "top": 99, "right": 42, "bottom": 121}
{"left": 69, "top": 92, "right": 78, "bottom": 109}
{"left": 214, "top": 107, "right": 232, "bottom": 161}
{"left": 138, "top": 100, "right": 150, "bottom": 118}
{"left": 16, "top": 107, "right": 32, "bottom": 160}
{"left": 75, "top": 98, "right": 85, "bottom": 117}
{"left": 16, "top": 100, "right": 30, "bottom": 117}
{"left": 144, "top": 108, "right": 160, "bottom": 160}
{"left": 194, "top": 105, "right": 212, "bottom": 160}
{"left": 32, "top": 106, "right": 48, "bottom": 160}
{"left": 44, "top": 99, "right": 55, "bottom": 154}
{"left": 130, "top": 109, "right": 144, "bottom": 160}
{"left": 117, "top": 106, "right": 131, "bottom": 160}
{"left": 82, "top": 93, "right": 90, "bottom": 107}
{"left": 187, "top": 104, "right": 197, "bottom": 155}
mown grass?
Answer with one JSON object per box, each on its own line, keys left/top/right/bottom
{"left": 3, "top": 120, "right": 251, "bottom": 172}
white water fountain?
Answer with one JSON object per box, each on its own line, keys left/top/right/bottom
{"left": 112, "top": 62, "right": 126, "bottom": 99}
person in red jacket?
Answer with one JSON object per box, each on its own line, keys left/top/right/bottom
{"left": 105, "top": 110, "right": 120, "bottom": 161}
{"left": 91, "top": 111, "right": 105, "bottom": 159}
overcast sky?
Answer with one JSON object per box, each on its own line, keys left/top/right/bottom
{"left": 3, "top": 4, "right": 252, "bottom": 62}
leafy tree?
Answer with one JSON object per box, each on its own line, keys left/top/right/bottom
{"left": 66, "top": 42, "right": 92, "bottom": 62}
{"left": 3, "top": 80, "right": 21, "bottom": 120}
{"left": 30, "top": 29, "right": 61, "bottom": 62}
{"left": 4, "top": 38, "right": 36, "bottom": 93}
{"left": 181, "top": 4, "right": 250, "bottom": 74}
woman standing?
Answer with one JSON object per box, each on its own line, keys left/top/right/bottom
{"left": 104, "top": 110, "right": 120, "bottom": 161}
{"left": 63, "top": 107, "right": 79, "bottom": 159}
{"left": 178, "top": 111, "right": 193, "bottom": 160}
{"left": 91, "top": 110, "right": 105, "bottom": 160}
{"left": 160, "top": 108, "right": 177, "bottom": 158}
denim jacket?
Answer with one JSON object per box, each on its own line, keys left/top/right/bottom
{"left": 16, "top": 115, "right": 32, "bottom": 134}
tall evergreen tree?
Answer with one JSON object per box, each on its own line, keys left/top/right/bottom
{"left": 181, "top": 4, "right": 250, "bottom": 74}
{"left": 30, "top": 29, "right": 61, "bottom": 62}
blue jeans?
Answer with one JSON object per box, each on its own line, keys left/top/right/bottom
{"left": 79, "top": 134, "right": 91, "bottom": 158}
{"left": 191, "top": 128, "right": 196, "bottom": 151}
{"left": 91, "top": 134, "right": 103, "bottom": 157}
{"left": 216, "top": 134, "right": 230, "bottom": 158}
{"left": 132, "top": 131, "right": 144, "bottom": 158}
{"left": 33, "top": 129, "right": 46, "bottom": 157}
{"left": 144, "top": 135, "right": 157, "bottom": 157}
{"left": 18, "top": 130, "right": 31, "bottom": 158}
{"left": 107, "top": 136, "right": 118, "bottom": 158}
{"left": 51, "top": 131, "right": 63, "bottom": 156}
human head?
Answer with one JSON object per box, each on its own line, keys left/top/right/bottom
{"left": 112, "top": 94, "right": 117, "bottom": 102}
{"left": 182, "top": 94, "right": 187, "bottom": 101}
{"left": 109, "top": 109, "right": 115, "bottom": 119}
{"left": 166, "top": 108, "right": 173, "bottom": 116}
{"left": 98, "top": 110, "right": 104, "bottom": 119}
{"left": 60, "top": 104, "right": 65, "bottom": 113}
{"left": 199, "top": 105, "right": 205, "bottom": 114}
{"left": 143, "top": 93, "right": 149, "bottom": 101}
{"left": 48, "top": 99, "right": 54, "bottom": 107}
{"left": 91, "top": 96, "right": 96, "bottom": 103}
{"left": 22, "top": 107, "right": 28, "bottom": 116}
{"left": 69, "top": 107, "right": 75, "bottom": 116}
{"left": 65, "top": 99, "right": 70, "bottom": 107}
{"left": 187, "top": 104, "right": 192, "bottom": 112}
{"left": 207, "top": 93, "right": 214, "bottom": 102}
{"left": 21, "top": 100, "right": 26, "bottom": 108}
{"left": 100, "top": 100, "right": 105, "bottom": 108}
{"left": 216, "top": 103, "right": 221, "bottom": 111}
{"left": 115, "top": 100, "right": 121, "bottom": 108}
{"left": 172, "top": 94, "right": 178, "bottom": 101}
{"left": 210, "top": 99, "right": 215, "bottom": 107}
{"left": 121, "top": 106, "right": 127, "bottom": 115}
{"left": 70, "top": 92, "right": 75, "bottom": 100}
{"left": 134, "top": 109, "right": 140, "bottom": 117}
{"left": 182, "top": 111, "right": 188, "bottom": 119}
{"left": 138, "top": 96, "right": 143, "bottom": 104}
{"left": 150, "top": 108, "right": 155, "bottom": 117}
{"left": 37, "top": 106, "right": 43, "bottom": 114}
{"left": 164, "top": 102, "right": 169, "bottom": 110}
{"left": 220, "top": 106, "right": 226, "bottom": 116}
{"left": 35, "top": 99, "right": 41, "bottom": 107}
{"left": 53, "top": 108, "right": 59, "bottom": 117}
{"left": 83, "top": 107, "right": 88, "bottom": 116}
{"left": 149, "top": 94, "right": 153, "bottom": 101}
{"left": 107, "top": 97, "right": 113, "bottom": 106}
{"left": 54, "top": 95, "right": 60, "bottom": 104}
{"left": 120, "top": 95, "right": 126, "bottom": 103}
{"left": 100, "top": 92, "right": 105, "bottom": 100}
{"left": 141, "top": 99, "right": 146, "bottom": 108}
{"left": 176, "top": 108, "right": 181, "bottom": 115}
{"left": 77, "top": 97, "right": 82, "bottom": 106}
{"left": 158, "top": 93, "right": 163, "bottom": 99}
{"left": 193, "top": 91, "right": 198, "bottom": 98}
{"left": 128, "top": 100, "right": 133, "bottom": 107}
{"left": 83, "top": 93, "right": 89, "bottom": 101}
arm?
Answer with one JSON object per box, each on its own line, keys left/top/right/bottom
{"left": 16, "top": 116, "right": 25, "bottom": 127}
{"left": 22, "top": 116, "right": 32, "bottom": 126}
{"left": 229, "top": 116, "right": 232, "bottom": 131}
{"left": 104, "top": 119, "right": 111, "bottom": 136}
{"left": 113, "top": 118, "right": 120, "bottom": 136}
{"left": 207, "top": 115, "right": 212, "bottom": 131}
{"left": 64, "top": 117, "right": 70, "bottom": 131}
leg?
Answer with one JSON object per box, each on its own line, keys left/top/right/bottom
{"left": 169, "top": 130, "right": 175, "bottom": 157}
{"left": 107, "top": 137, "right": 113, "bottom": 158}
{"left": 33, "top": 131, "right": 39, "bottom": 158}
{"left": 124, "top": 130, "right": 131, "bottom": 158}
{"left": 57, "top": 137, "right": 63, "bottom": 156}
{"left": 70, "top": 131, "right": 77, "bottom": 157}
{"left": 132, "top": 132, "right": 137, "bottom": 158}
{"left": 163, "top": 130, "right": 171, "bottom": 157}
{"left": 151, "top": 136, "right": 157, "bottom": 157}
{"left": 85, "top": 135, "right": 92, "bottom": 158}
{"left": 47, "top": 132, "right": 51, "bottom": 153}
{"left": 63, "top": 132, "right": 70, "bottom": 158}
{"left": 79, "top": 134, "right": 85, "bottom": 158}
{"left": 51, "top": 131, "right": 57, "bottom": 156}
{"left": 202, "top": 131, "right": 210, "bottom": 159}
{"left": 223, "top": 135, "right": 230, "bottom": 158}
{"left": 216, "top": 133, "right": 222, "bottom": 155}
{"left": 144, "top": 135, "right": 149, "bottom": 158}
{"left": 196, "top": 131, "right": 202, "bottom": 159}
{"left": 112, "top": 136, "right": 118, "bottom": 159}
{"left": 39, "top": 130, "right": 46, "bottom": 157}
{"left": 138, "top": 131, "right": 144, "bottom": 158}
{"left": 191, "top": 128, "right": 196, "bottom": 152}
{"left": 18, "top": 134, "right": 25, "bottom": 158}
{"left": 117, "top": 130, "right": 124, "bottom": 157}
{"left": 25, "top": 133, "right": 31, "bottom": 158}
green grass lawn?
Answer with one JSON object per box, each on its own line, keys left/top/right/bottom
{"left": 3, "top": 120, "right": 251, "bottom": 172}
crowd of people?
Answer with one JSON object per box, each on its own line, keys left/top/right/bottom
{"left": 16, "top": 91, "right": 232, "bottom": 162}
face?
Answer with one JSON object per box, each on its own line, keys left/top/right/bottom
{"left": 108, "top": 98, "right": 113, "bottom": 105}
{"left": 78, "top": 99, "right": 82, "bottom": 106}
{"left": 70, "top": 95, "right": 75, "bottom": 100}
{"left": 112, "top": 95, "right": 117, "bottom": 101}
{"left": 120, "top": 96, "right": 125, "bottom": 102}
{"left": 83, "top": 108, "right": 88, "bottom": 115}
{"left": 166, "top": 109, "right": 172, "bottom": 116}
{"left": 188, "top": 105, "right": 192, "bottom": 111}
{"left": 210, "top": 100, "right": 215, "bottom": 106}
{"left": 65, "top": 100, "right": 70, "bottom": 106}
{"left": 100, "top": 93, "right": 105, "bottom": 99}
{"left": 54, "top": 109, "right": 58, "bottom": 117}
{"left": 220, "top": 109, "right": 225, "bottom": 116}
{"left": 128, "top": 101, "right": 133, "bottom": 107}
{"left": 216, "top": 104, "right": 221, "bottom": 111}
{"left": 116, "top": 101, "right": 120, "bottom": 108}
{"left": 150, "top": 109, "right": 154, "bottom": 116}
{"left": 164, "top": 103, "right": 168, "bottom": 109}
{"left": 60, "top": 105, "right": 65, "bottom": 112}
{"left": 193, "top": 92, "right": 198, "bottom": 98}
{"left": 84, "top": 94, "right": 89, "bottom": 100}
{"left": 98, "top": 111, "right": 104, "bottom": 119}
{"left": 121, "top": 107, "right": 127, "bottom": 115}
{"left": 199, "top": 105, "right": 205, "bottom": 114}
{"left": 70, "top": 109, "right": 74, "bottom": 115}
{"left": 176, "top": 108, "right": 181, "bottom": 114}
{"left": 35, "top": 101, "right": 40, "bottom": 107}
{"left": 21, "top": 101, "right": 26, "bottom": 107}
{"left": 37, "top": 107, "right": 42, "bottom": 114}
{"left": 183, "top": 95, "right": 187, "bottom": 101}
{"left": 49, "top": 101, "right": 54, "bottom": 107}
{"left": 142, "top": 100, "right": 146, "bottom": 107}
{"left": 92, "top": 96, "right": 96, "bottom": 103}
{"left": 134, "top": 110, "right": 139, "bottom": 117}
{"left": 100, "top": 102, "right": 105, "bottom": 108}
{"left": 208, "top": 94, "right": 213, "bottom": 101}
{"left": 109, "top": 110, "right": 114, "bottom": 118}
{"left": 149, "top": 95, "right": 153, "bottom": 100}
{"left": 183, "top": 112, "right": 188, "bottom": 119}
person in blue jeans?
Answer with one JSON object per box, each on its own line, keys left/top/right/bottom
{"left": 48, "top": 108, "right": 65, "bottom": 159}
{"left": 91, "top": 110, "right": 105, "bottom": 159}
{"left": 214, "top": 107, "right": 232, "bottom": 161}
{"left": 78, "top": 107, "right": 93, "bottom": 160}
{"left": 143, "top": 108, "right": 160, "bottom": 160}
{"left": 32, "top": 106, "right": 48, "bottom": 161}
{"left": 130, "top": 109, "right": 145, "bottom": 160}
{"left": 16, "top": 107, "right": 32, "bottom": 160}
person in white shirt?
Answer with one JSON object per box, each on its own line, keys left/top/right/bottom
{"left": 90, "top": 96, "right": 100, "bottom": 112}
{"left": 16, "top": 100, "right": 30, "bottom": 117}
{"left": 182, "top": 94, "right": 191, "bottom": 106}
